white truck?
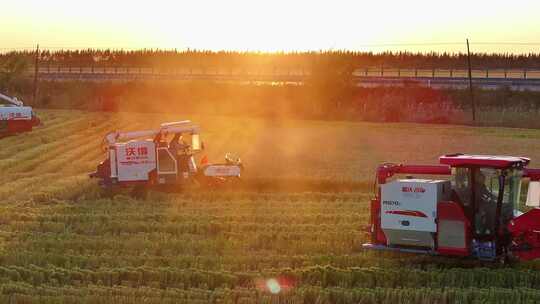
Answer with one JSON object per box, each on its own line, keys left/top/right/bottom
{"left": 0, "top": 92, "right": 40, "bottom": 135}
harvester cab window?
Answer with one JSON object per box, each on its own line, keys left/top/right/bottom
{"left": 473, "top": 168, "right": 499, "bottom": 236}
{"left": 191, "top": 133, "right": 201, "bottom": 151}
{"left": 157, "top": 148, "right": 177, "bottom": 174}
{"left": 453, "top": 167, "right": 472, "bottom": 208}
{"left": 169, "top": 134, "right": 190, "bottom": 155}
{"left": 502, "top": 169, "right": 522, "bottom": 221}
{"left": 475, "top": 168, "right": 499, "bottom": 201}
{"left": 466, "top": 168, "right": 522, "bottom": 238}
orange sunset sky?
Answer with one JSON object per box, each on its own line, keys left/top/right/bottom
{"left": 3, "top": 0, "right": 540, "bottom": 53}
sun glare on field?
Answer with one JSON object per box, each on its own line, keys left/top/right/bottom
{"left": 255, "top": 276, "right": 295, "bottom": 294}
{"left": 266, "top": 279, "right": 281, "bottom": 294}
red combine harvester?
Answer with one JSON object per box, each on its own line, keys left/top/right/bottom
{"left": 90, "top": 120, "right": 243, "bottom": 192}
{"left": 0, "top": 92, "right": 40, "bottom": 136}
{"left": 363, "top": 154, "right": 540, "bottom": 262}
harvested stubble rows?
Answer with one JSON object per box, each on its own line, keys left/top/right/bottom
{"left": 2, "top": 110, "right": 540, "bottom": 303}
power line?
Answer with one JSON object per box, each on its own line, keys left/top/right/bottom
{"left": 0, "top": 46, "right": 173, "bottom": 51}
{"left": 472, "top": 42, "right": 540, "bottom": 46}
{"left": 0, "top": 41, "right": 539, "bottom": 52}
{"left": 355, "top": 42, "right": 464, "bottom": 47}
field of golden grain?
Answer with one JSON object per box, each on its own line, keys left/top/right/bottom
{"left": 2, "top": 110, "right": 540, "bottom": 303}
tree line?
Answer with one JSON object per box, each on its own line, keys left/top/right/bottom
{"left": 2, "top": 49, "right": 540, "bottom": 69}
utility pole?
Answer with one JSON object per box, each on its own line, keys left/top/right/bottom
{"left": 32, "top": 44, "right": 40, "bottom": 105}
{"left": 466, "top": 39, "right": 476, "bottom": 122}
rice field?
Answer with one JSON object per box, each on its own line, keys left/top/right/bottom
{"left": 2, "top": 109, "right": 540, "bottom": 303}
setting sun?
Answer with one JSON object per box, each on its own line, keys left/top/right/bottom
{"left": 3, "top": 0, "right": 540, "bottom": 53}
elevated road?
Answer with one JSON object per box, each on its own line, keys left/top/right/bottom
{"left": 30, "top": 67, "right": 540, "bottom": 91}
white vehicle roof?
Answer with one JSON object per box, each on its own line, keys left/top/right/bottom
{"left": 105, "top": 121, "right": 200, "bottom": 144}
{"left": 0, "top": 92, "right": 24, "bottom": 107}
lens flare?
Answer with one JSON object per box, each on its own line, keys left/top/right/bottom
{"left": 255, "top": 276, "right": 295, "bottom": 294}
{"left": 266, "top": 278, "right": 281, "bottom": 294}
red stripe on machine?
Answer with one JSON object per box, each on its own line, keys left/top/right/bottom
{"left": 385, "top": 210, "right": 428, "bottom": 218}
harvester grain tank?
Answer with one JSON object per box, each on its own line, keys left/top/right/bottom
{"left": 0, "top": 92, "right": 40, "bottom": 135}
{"left": 90, "top": 120, "right": 243, "bottom": 191}
{"left": 363, "top": 154, "right": 540, "bottom": 262}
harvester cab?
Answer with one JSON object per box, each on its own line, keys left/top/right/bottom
{"left": 90, "top": 121, "right": 243, "bottom": 190}
{"left": 364, "top": 154, "right": 540, "bottom": 262}
{"left": 0, "top": 92, "right": 40, "bottom": 136}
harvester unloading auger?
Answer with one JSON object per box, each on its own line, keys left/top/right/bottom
{"left": 90, "top": 121, "right": 243, "bottom": 192}
{"left": 363, "top": 154, "right": 540, "bottom": 262}
{"left": 0, "top": 92, "right": 40, "bottom": 136}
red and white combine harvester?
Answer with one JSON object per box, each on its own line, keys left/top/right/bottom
{"left": 90, "top": 120, "right": 243, "bottom": 192}
{"left": 364, "top": 154, "right": 540, "bottom": 262}
{"left": 0, "top": 92, "right": 40, "bottom": 136}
